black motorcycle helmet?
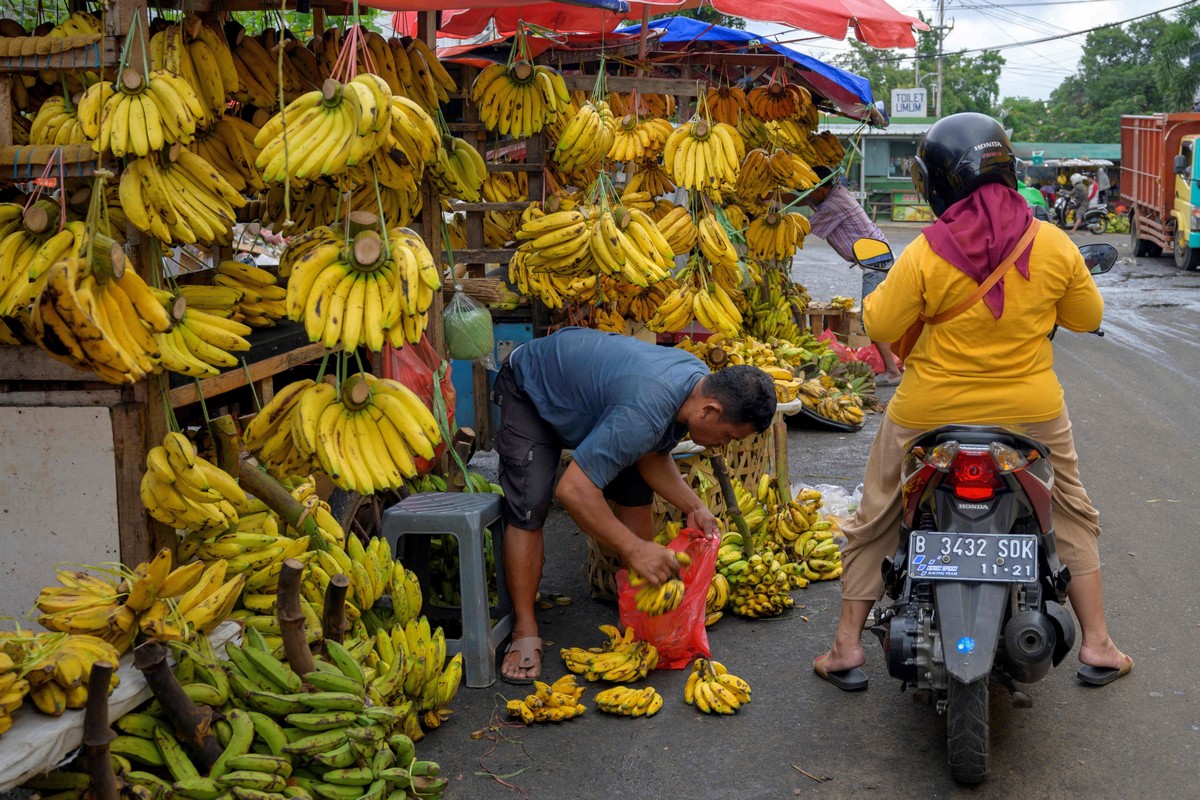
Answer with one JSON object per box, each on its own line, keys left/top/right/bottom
{"left": 911, "top": 112, "right": 1017, "bottom": 217}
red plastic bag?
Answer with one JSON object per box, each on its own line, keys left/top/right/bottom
{"left": 817, "top": 329, "right": 857, "bottom": 363}
{"left": 381, "top": 336, "right": 453, "bottom": 472}
{"left": 616, "top": 530, "right": 718, "bottom": 669}
{"left": 854, "top": 344, "right": 905, "bottom": 374}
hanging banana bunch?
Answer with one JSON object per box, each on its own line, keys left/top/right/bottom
{"left": 149, "top": 17, "right": 240, "bottom": 126}
{"left": 78, "top": 67, "right": 204, "bottom": 157}
{"left": 471, "top": 59, "right": 570, "bottom": 138}
{"left": 29, "top": 94, "right": 88, "bottom": 146}
{"left": 554, "top": 99, "right": 616, "bottom": 173}
{"left": 662, "top": 111, "right": 745, "bottom": 193}
{"left": 625, "top": 163, "right": 675, "bottom": 198}
{"left": 747, "top": 80, "right": 812, "bottom": 122}
{"left": 746, "top": 207, "right": 811, "bottom": 264}
{"left": 118, "top": 149, "right": 246, "bottom": 246}
{"left": 706, "top": 84, "right": 750, "bottom": 127}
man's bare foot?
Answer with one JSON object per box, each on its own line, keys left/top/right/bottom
{"left": 501, "top": 633, "right": 542, "bottom": 684}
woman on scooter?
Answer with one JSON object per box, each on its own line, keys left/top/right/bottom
{"left": 813, "top": 112, "right": 1132, "bottom": 692}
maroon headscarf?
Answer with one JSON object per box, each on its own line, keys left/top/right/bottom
{"left": 922, "top": 182, "right": 1034, "bottom": 319}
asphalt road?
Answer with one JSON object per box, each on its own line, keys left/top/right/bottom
{"left": 418, "top": 222, "right": 1200, "bottom": 799}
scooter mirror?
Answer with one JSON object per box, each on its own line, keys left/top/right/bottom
{"left": 1079, "top": 243, "right": 1117, "bottom": 275}
{"left": 852, "top": 237, "right": 894, "bottom": 271}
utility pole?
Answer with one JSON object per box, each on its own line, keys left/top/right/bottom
{"left": 935, "top": 0, "right": 945, "bottom": 118}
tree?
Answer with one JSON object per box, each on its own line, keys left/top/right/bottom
{"left": 1152, "top": 5, "right": 1200, "bottom": 113}
{"left": 1035, "top": 15, "right": 1167, "bottom": 142}
{"left": 995, "top": 96, "right": 1050, "bottom": 141}
{"left": 833, "top": 12, "right": 1003, "bottom": 117}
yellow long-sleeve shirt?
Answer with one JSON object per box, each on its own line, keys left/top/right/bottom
{"left": 863, "top": 224, "right": 1104, "bottom": 429}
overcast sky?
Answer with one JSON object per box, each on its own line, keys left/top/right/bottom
{"left": 746, "top": 0, "right": 1185, "bottom": 103}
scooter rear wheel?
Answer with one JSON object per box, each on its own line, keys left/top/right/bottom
{"left": 946, "top": 676, "right": 989, "bottom": 785}
{"left": 1087, "top": 214, "right": 1108, "bottom": 235}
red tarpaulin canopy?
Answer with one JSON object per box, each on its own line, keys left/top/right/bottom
{"left": 385, "top": 0, "right": 924, "bottom": 49}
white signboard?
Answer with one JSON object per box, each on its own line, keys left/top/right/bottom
{"left": 891, "top": 88, "right": 927, "bottom": 116}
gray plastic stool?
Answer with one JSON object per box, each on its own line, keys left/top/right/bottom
{"left": 380, "top": 492, "right": 513, "bottom": 688}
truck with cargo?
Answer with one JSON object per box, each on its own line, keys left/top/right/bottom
{"left": 1120, "top": 112, "right": 1200, "bottom": 270}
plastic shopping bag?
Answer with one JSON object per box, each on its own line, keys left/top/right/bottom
{"left": 444, "top": 287, "right": 495, "bottom": 367}
{"left": 616, "top": 530, "right": 719, "bottom": 669}
{"left": 382, "top": 335, "right": 453, "bottom": 473}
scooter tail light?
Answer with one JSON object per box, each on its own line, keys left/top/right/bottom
{"left": 951, "top": 451, "right": 999, "bottom": 501}
{"left": 989, "top": 442, "right": 1028, "bottom": 473}
{"left": 925, "top": 441, "right": 959, "bottom": 470}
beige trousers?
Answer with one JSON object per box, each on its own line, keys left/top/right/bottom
{"left": 839, "top": 407, "right": 1102, "bottom": 601}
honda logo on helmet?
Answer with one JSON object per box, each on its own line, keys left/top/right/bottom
{"left": 974, "top": 141, "right": 1003, "bottom": 150}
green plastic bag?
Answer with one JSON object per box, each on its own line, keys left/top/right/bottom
{"left": 444, "top": 287, "right": 495, "bottom": 366}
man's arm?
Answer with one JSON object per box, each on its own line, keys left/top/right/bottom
{"left": 556, "top": 461, "right": 680, "bottom": 585}
{"left": 635, "top": 452, "right": 719, "bottom": 537}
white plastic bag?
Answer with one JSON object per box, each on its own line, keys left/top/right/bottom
{"left": 792, "top": 482, "right": 863, "bottom": 518}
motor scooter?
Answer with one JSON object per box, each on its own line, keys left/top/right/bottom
{"left": 848, "top": 238, "right": 1118, "bottom": 785}
{"left": 1052, "top": 191, "right": 1109, "bottom": 234}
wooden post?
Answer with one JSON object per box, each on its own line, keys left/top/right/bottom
{"left": 320, "top": 573, "right": 350, "bottom": 646}
{"left": 419, "top": 10, "right": 446, "bottom": 359}
{"left": 773, "top": 415, "right": 791, "bottom": 505}
{"left": 133, "top": 641, "right": 223, "bottom": 770}
{"left": 82, "top": 663, "right": 119, "bottom": 800}
{"left": 278, "top": 558, "right": 317, "bottom": 676}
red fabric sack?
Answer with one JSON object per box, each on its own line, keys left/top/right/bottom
{"left": 616, "top": 530, "right": 718, "bottom": 669}
{"left": 381, "top": 336, "right": 454, "bottom": 472}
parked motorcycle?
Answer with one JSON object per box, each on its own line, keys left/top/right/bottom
{"left": 849, "top": 238, "right": 1118, "bottom": 785}
{"left": 1052, "top": 190, "right": 1109, "bottom": 234}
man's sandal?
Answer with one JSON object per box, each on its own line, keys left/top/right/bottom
{"left": 500, "top": 636, "right": 543, "bottom": 685}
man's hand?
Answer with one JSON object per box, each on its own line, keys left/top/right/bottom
{"left": 686, "top": 506, "right": 721, "bottom": 539}
{"left": 625, "top": 539, "right": 680, "bottom": 586}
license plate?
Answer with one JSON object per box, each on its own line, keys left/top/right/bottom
{"left": 907, "top": 532, "right": 1038, "bottom": 583}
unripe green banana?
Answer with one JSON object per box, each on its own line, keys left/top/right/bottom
{"left": 210, "top": 708, "right": 255, "bottom": 780}
{"left": 302, "top": 670, "right": 363, "bottom": 695}
{"left": 218, "top": 770, "right": 287, "bottom": 792}
{"left": 239, "top": 644, "right": 303, "bottom": 693}
{"left": 114, "top": 712, "right": 171, "bottom": 740}
{"left": 110, "top": 735, "right": 165, "bottom": 767}
{"left": 154, "top": 726, "right": 200, "bottom": 781}
{"left": 318, "top": 766, "right": 374, "bottom": 786}
{"left": 322, "top": 641, "right": 366, "bottom": 684}
{"left": 283, "top": 728, "right": 350, "bottom": 755}
{"left": 285, "top": 709, "right": 359, "bottom": 731}
{"left": 246, "top": 711, "right": 289, "bottom": 757}
{"left": 308, "top": 741, "right": 357, "bottom": 768}
{"left": 225, "top": 753, "right": 293, "bottom": 776}
{"left": 297, "top": 691, "right": 364, "bottom": 712}
{"left": 171, "top": 776, "right": 225, "bottom": 800}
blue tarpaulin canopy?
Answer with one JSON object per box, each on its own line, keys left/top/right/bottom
{"left": 614, "top": 16, "right": 876, "bottom": 119}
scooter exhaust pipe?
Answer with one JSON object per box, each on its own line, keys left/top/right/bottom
{"left": 1003, "top": 610, "right": 1057, "bottom": 684}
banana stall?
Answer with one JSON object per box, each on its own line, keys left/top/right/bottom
{"left": 0, "top": 0, "right": 920, "bottom": 792}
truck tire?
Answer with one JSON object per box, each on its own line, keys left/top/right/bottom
{"left": 946, "top": 676, "right": 990, "bottom": 785}
{"left": 1174, "top": 231, "right": 1200, "bottom": 271}
{"left": 1130, "top": 217, "right": 1161, "bottom": 258}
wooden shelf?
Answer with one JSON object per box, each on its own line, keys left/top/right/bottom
{"left": 0, "top": 34, "right": 115, "bottom": 73}
{"left": 0, "top": 144, "right": 110, "bottom": 184}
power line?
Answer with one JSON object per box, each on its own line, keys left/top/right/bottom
{"left": 769, "top": 0, "right": 1195, "bottom": 60}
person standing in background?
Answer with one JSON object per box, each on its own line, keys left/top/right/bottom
{"left": 1096, "top": 167, "right": 1111, "bottom": 203}
{"left": 803, "top": 166, "right": 905, "bottom": 385}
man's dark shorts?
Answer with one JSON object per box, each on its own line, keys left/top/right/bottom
{"left": 491, "top": 363, "right": 652, "bottom": 531}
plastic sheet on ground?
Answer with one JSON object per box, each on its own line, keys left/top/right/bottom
{"left": 775, "top": 399, "right": 804, "bottom": 417}
{"left": 0, "top": 622, "right": 240, "bottom": 792}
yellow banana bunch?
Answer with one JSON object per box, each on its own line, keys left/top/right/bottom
{"left": 560, "top": 625, "right": 659, "bottom": 683}
{"left": 746, "top": 210, "right": 810, "bottom": 264}
{"left": 691, "top": 282, "right": 744, "bottom": 339}
{"left": 808, "top": 130, "right": 847, "bottom": 167}
{"left": 155, "top": 296, "right": 252, "bottom": 379}
{"left": 706, "top": 85, "right": 750, "bottom": 127}
{"left": 742, "top": 272, "right": 810, "bottom": 342}
{"left": 427, "top": 134, "right": 486, "bottom": 202}
{"left": 747, "top": 81, "right": 811, "bottom": 122}
{"left": 148, "top": 20, "right": 240, "bottom": 126}
{"left": 139, "top": 431, "right": 245, "bottom": 532}
{"left": 554, "top": 100, "right": 616, "bottom": 172}
{"left": 472, "top": 61, "right": 570, "bottom": 137}
{"left": 507, "top": 675, "right": 587, "bottom": 724}
{"left": 645, "top": 282, "right": 696, "bottom": 333}
{"left": 816, "top": 393, "right": 865, "bottom": 427}
{"left": 225, "top": 23, "right": 279, "bottom": 107}
{"left": 279, "top": 372, "right": 443, "bottom": 494}
{"left": 727, "top": 547, "right": 796, "bottom": 618}
{"left": 684, "top": 658, "right": 751, "bottom": 714}
{"left": 655, "top": 206, "right": 698, "bottom": 256}
{"left": 0, "top": 650, "right": 29, "bottom": 735}
{"left": 0, "top": 206, "right": 88, "bottom": 319}
{"left": 254, "top": 73, "right": 395, "bottom": 184}
{"left": 630, "top": 551, "right": 691, "bottom": 615}
{"left": 609, "top": 91, "right": 675, "bottom": 120}
{"left": 80, "top": 68, "right": 203, "bottom": 158}
{"left": 590, "top": 205, "right": 676, "bottom": 288}
{"left": 510, "top": 207, "right": 593, "bottom": 276}
{"left": 706, "top": 572, "right": 730, "bottom": 625}
{"left": 7, "top": 633, "right": 120, "bottom": 717}
{"left": 594, "top": 685, "right": 663, "bottom": 717}
{"left": 32, "top": 252, "right": 173, "bottom": 386}
{"left": 119, "top": 150, "right": 246, "bottom": 246}
{"left": 607, "top": 114, "right": 656, "bottom": 162}
{"left": 508, "top": 254, "right": 602, "bottom": 309}
{"left": 212, "top": 260, "right": 287, "bottom": 328}
{"left": 696, "top": 213, "right": 742, "bottom": 292}
{"left": 29, "top": 95, "right": 88, "bottom": 146}
{"left": 190, "top": 116, "right": 265, "bottom": 195}
{"left": 663, "top": 117, "right": 745, "bottom": 193}
{"left": 625, "top": 162, "right": 675, "bottom": 198}
{"left": 829, "top": 295, "right": 855, "bottom": 311}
